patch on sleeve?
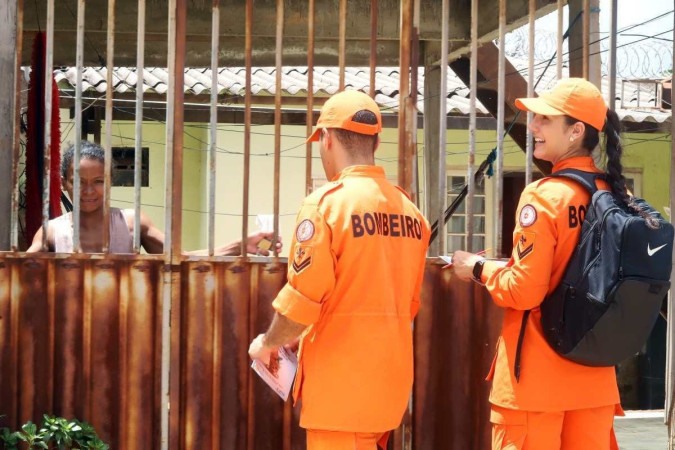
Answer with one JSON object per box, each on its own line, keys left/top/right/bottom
{"left": 519, "top": 204, "right": 538, "bottom": 227}
{"left": 295, "top": 219, "right": 315, "bottom": 242}
{"left": 516, "top": 232, "right": 535, "bottom": 261}
{"left": 292, "top": 245, "right": 313, "bottom": 274}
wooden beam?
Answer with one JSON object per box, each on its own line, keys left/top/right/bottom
{"left": 449, "top": 44, "right": 553, "bottom": 175}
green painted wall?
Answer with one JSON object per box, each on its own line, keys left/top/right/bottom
{"left": 58, "top": 110, "right": 672, "bottom": 254}
{"left": 60, "top": 113, "right": 207, "bottom": 252}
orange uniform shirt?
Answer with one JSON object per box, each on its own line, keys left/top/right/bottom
{"left": 480, "top": 156, "right": 620, "bottom": 412}
{"left": 272, "top": 165, "right": 430, "bottom": 432}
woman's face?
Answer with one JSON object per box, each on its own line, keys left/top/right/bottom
{"left": 528, "top": 113, "right": 582, "bottom": 165}
{"left": 62, "top": 157, "right": 105, "bottom": 213}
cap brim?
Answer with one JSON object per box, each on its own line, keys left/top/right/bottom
{"left": 515, "top": 97, "right": 565, "bottom": 116}
{"left": 306, "top": 128, "right": 321, "bottom": 143}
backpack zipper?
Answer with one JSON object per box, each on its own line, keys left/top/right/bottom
{"left": 579, "top": 200, "right": 620, "bottom": 281}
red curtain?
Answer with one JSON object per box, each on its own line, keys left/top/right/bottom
{"left": 25, "top": 31, "right": 62, "bottom": 247}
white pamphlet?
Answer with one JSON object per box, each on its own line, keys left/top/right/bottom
{"left": 251, "top": 346, "right": 298, "bottom": 401}
{"left": 438, "top": 255, "right": 453, "bottom": 265}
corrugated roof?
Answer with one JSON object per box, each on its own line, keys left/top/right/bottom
{"left": 24, "top": 65, "right": 671, "bottom": 124}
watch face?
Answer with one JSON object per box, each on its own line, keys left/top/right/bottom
{"left": 473, "top": 260, "right": 485, "bottom": 280}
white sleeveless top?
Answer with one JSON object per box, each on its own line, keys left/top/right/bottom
{"left": 51, "top": 207, "right": 134, "bottom": 253}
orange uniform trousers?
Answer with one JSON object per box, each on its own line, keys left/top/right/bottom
{"left": 491, "top": 405, "right": 620, "bottom": 450}
{"left": 306, "top": 430, "right": 389, "bottom": 450}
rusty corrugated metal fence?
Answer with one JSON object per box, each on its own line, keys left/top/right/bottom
{"left": 0, "top": 0, "right": 612, "bottom": 448}
{"left": 0, "top": 256, "right": 501, "bottom": 449}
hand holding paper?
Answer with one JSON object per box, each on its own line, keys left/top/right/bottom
{"left": 251, "top": 346, "right": 298, "bottom": 401}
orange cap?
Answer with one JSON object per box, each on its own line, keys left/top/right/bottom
{"left": 515, "top": 78, "right": 608, "bottom": 131}
{"left": 307, "top": 90, "right": 382, "bottom": 142}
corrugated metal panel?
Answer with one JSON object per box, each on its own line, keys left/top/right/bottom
{"left": 0, "top": 255, "right": 163, "bottom": 449}
{"left": 0, "top": 256, "right": 501, "bottom": 450}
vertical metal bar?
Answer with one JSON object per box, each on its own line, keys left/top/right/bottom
{"left": 273, "top": 0, "right": 283, "bottom": 256}
{"left": 9, "top": 0, "right": 24, "bottom": 250}
{"left": 398, "top": 0, "right": 412, "bottom": 196}
{"left": 467, "top": 0, "right": 478, "bottom": 253}
{"left": 134, "top": 0, "right": 146, "bottom": 252}
{"left": 162, "top": 0, "right": 186, "bottom": 448}
{"left": 103, "top": 0, "right": 116, "bottom": 253}
{"left": 494, "top": 0, "right": 506, "bottom": 257}
{"left": 582, "top": 0, "right": 590, "bottom": 80}
{"left": 608, "top": 0, "right": 617, "bottom": 111}
{"left": 338, "top": 0, "right": 346, "bottom": 90}
{"left": 73, "top": 0, "right": 85, "bottom": 253}
{"left": 410, "top": 0, "right": 420, "bottom": 205}
{"left": 438, "top": 0, "right": 448, "bottom": 255}
{"left": 668, "top": 10, "right": 675, "bottom": 439}
{"left": 41, "top": 0, "right": 55, "bottom": 251}
{"left": 556, "top": 0, "right": 563, "bottom": 80}
{"left": 241, "top": 0, "right": 253, "bottom": 256}
{"left": 165, "top": 0, "right": 185, "bottom": 257}
{"left": 369, "top": 0, "right": 378, "bottom": 98}
{"left": 305, "top": 0, "right": 315, "bottom": 196}
{"left": 525, "top": 0, "right": 534, "bottom": 185}
{"left": 208, "top": 0, "right": 219, "bottom": 256}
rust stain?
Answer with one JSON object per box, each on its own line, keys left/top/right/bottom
{"left": 0, "top": 256, "right": 501, "bottom": 449}
{"left": 192, "top": 264, "right": 211, "bottom": 273}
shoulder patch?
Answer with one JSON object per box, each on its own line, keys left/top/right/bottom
{"left": 295, "top": 219, "right": 315, "bottom": 242}
{"left": 519, "top": 204, "right": 537, "bottom": 227}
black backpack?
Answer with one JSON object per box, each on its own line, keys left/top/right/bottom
{"left": 514, "top": 169, "right": 673, "bottom": 379}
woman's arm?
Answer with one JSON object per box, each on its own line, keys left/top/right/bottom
{"left": 26, "top": 225, "right": 52, "bottom": 252}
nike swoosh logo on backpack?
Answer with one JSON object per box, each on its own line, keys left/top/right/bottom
{"left": 647, "top": 243, "right": 667, "bottom": 256}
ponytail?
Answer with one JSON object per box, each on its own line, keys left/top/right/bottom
{"left": 602, "top": 110, "right": 659, "bottom": 228}
{"left": 602, "top": 110, "right": 630, "bottom": 204}
{"left": 566, "top": 111, "right": 658, "bottom": 227}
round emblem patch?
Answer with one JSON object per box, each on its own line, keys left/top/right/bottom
{"left": 295, "top": 219, "right": 315, "bottom": 242}
{"left": 519, "top": 204, "right": 537, "bottom": 227}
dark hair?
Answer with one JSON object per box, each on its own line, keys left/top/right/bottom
{"left": 61, "top": 141, "right": 105, "bottom": 178}
{"left": 330, "top": 110, "right": 379, "bottom": 154}
{"left": 565, "top": 111, "right": 656, "bottom": 225}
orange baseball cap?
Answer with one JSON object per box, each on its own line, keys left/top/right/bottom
{"left": 307, "top": 90, "right": 382, "bottom": 142}
{"left": 515, "top": 78, "right": 608, "bottom": 131}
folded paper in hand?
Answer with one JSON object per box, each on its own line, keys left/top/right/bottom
{"left": 251, "top": 346, "right": 298, "bottom": 401}
{"left": 438, "top": 255, "right": 453, "bottom": 265}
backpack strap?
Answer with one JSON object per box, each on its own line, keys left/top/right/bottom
{"left": 513, "top": 168, "right": 605, "bottom": 380}
{"left": 514, "top": 310, "right": 530, "bottom": 382}
{"left": 549, "top": 168, "right": 604, "bottom": 195}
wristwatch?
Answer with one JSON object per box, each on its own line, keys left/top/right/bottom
{"left": 472, "top": 259, "right": 486, "bottom": 283}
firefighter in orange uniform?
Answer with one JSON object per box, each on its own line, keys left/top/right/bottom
{"left": 248, "top": 90, "right": 430, "bottom": 450}
{"left": 452, "top": 78, "right": 628, "bottom": 450}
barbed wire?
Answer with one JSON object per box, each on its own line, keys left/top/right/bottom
{"left": 505, "top": 28, "right": 673, "bottom": 79}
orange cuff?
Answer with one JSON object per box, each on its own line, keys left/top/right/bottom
{"left": 272, "top": 283, "right": 322, "bottom": 326}
{"left": 480, "top": 260, "right": 501, "bottom": 285}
